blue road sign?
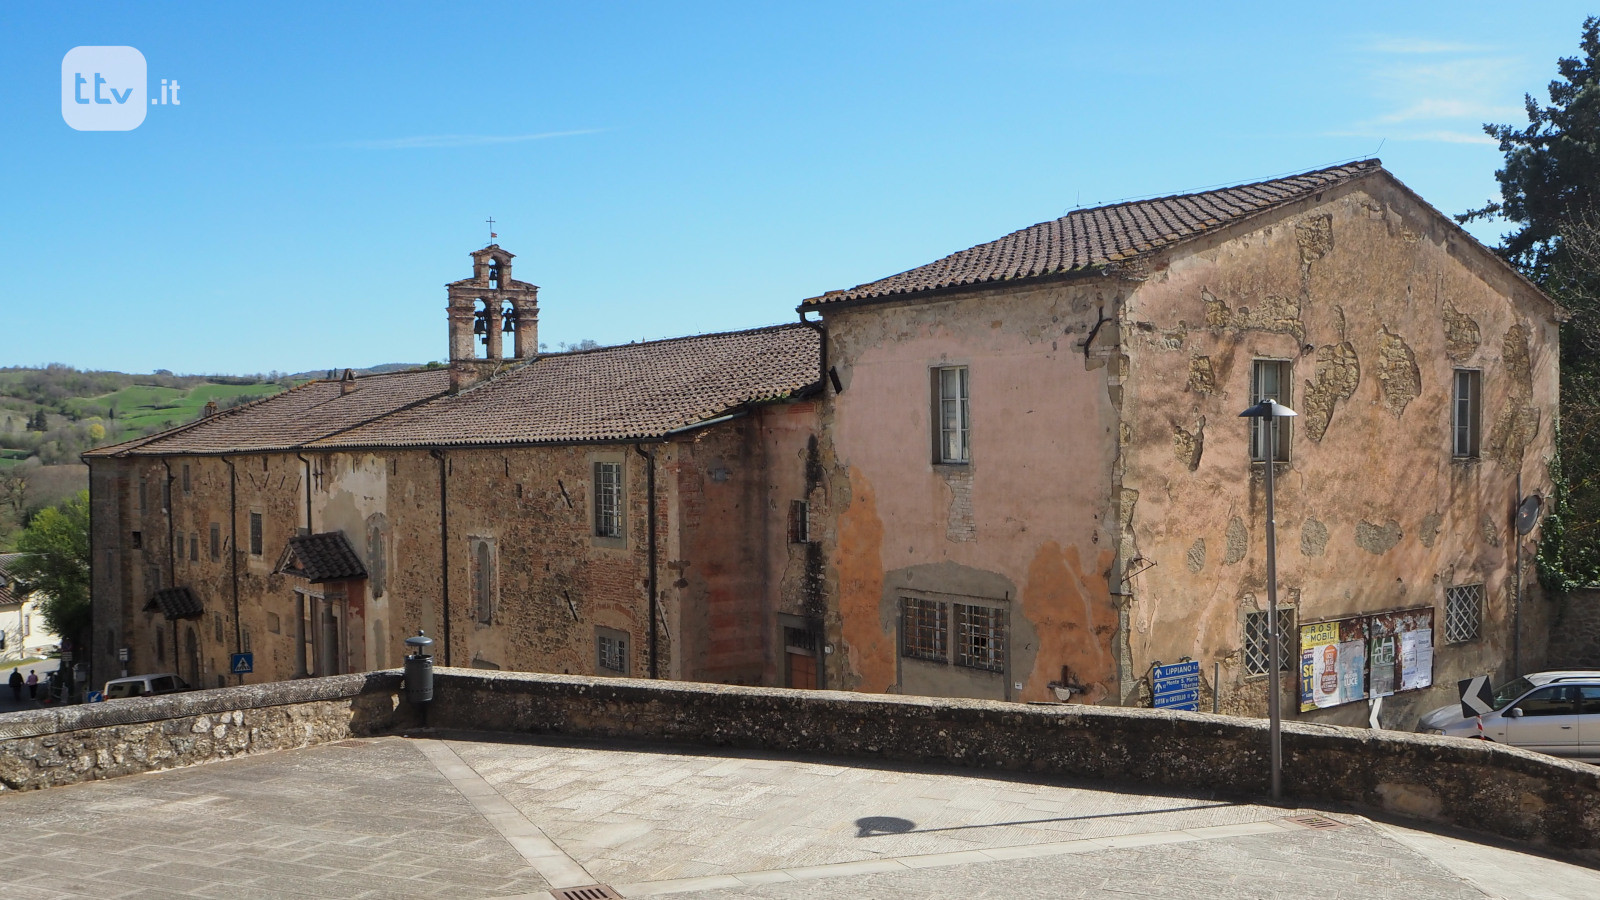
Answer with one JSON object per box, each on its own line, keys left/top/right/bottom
{"left": 1152, "top": 660, "right": 1202, "bottom": 712}
{"left": 230, "top": 653, "right": 254, "bottom": 675}
{"left": 85, "top": 690, "right": 104, "bottom": 703}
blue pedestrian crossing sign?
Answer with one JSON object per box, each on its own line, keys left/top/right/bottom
{"left": 1151, "top": 659, "right": 1202, "bottom": 711}
{"left": 230, "top": 653, "right": 254, "bottom": 675}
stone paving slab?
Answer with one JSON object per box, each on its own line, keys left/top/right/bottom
{"left": 1, "top": 732, "right": 1598, "bottom": 900}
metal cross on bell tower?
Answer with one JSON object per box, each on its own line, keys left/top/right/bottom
{"left": 485, "top": 216, "right": 497, "bottom": 246}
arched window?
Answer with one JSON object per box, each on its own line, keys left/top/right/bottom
{"left": 487, "top": 259, "right": 501, "bottom": 289}
{"left": 472, "top": 539, "right": 495, "bottom": 624}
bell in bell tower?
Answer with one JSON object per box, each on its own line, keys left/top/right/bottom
{"left": 444, "top": 241, "right": 540, "bottom": 392}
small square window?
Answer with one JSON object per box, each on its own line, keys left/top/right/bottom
{"left": 1452, "top": 370, "right": 1481, "bottom": 459}
{"left": 1445, "top": 584, "right": 1483, "bottom": 643}
{"left": 1244, "top": 607, "right": 1295, "bottom": 676}
{"left": 1250, "top": 360, "right": 1292, "bottom": 462}
{"left": 901, "top": 597, "right": 948, "bottom": 663}
{"left": 594, "top": 462, "right": 623, "bottom": 539}
{"left": 932, "top": 366, "right": 971, "bottom": 464}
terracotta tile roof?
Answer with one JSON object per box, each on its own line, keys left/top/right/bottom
{"left": 312, "top": 324, "right": 821, "bottom": 448}
{"left": 0, "top": 554, "right": 27, "bottom": 606}
{"left": 807, "top": 160, "right": 1383, "bottom": 305}
{"left": 88, "top": 369, "right": 452, "bottom": 457}
{"left": 145, "top": 586, "right": 204, "bottom": 620}
{"left": 279, "top": 532, "right": 367, "bottom": 583}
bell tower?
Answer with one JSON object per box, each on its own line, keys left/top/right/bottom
{"left": 445, "top": 243, "right": 540, "bottom": 392}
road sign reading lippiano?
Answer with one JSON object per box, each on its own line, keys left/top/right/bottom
{"left": 1151, "top": 660, "right": 1201, "bottom": 711}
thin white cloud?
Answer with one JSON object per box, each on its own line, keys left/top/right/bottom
{"left": 340, "top": 129, "right": 603, "bottom": 150}
{"left": 1375, "top": 98, "right": 1522, "bottom": 124}
{"left": 1363, "top": 37, "right": 1489, "bottom": 55}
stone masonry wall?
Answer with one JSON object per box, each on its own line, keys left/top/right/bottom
{"left": 425, "top": 669, "right": 1600, "bottom": 862}
{"left": 1547, "top": 588, "right": 1600, "bottom": 668}
{"left": 0, "top": 672, "right": 407, "bottom": 792}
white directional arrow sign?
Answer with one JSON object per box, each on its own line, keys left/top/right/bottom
{"left": 1458, "top": 675, "right": 1495, "bottom": 719}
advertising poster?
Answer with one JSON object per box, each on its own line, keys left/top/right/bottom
{"left": 1298, "top": 621, "right": 1340, "bottom": 713}
{"left": 1297, "top": 608, "right": 1431, "bottom": 713}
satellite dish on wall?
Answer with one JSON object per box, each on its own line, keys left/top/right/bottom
{"left": 1516, "top": 494, "right": 1544, "bottom": 535}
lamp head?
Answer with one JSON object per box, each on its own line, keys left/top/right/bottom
{"left": 1239, "top": 399, "right": 1298, "bottom": 419}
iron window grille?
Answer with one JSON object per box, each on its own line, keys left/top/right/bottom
{"left": 901, "top": 597, "right": 948, "bottom": 662}
{"left": 1444, "top": 584, "right": 1483, "bottom": 643}
{"left": 1452, "top": 370, "right": 1481, "bottom": 458}
{"left": 1244, "top": 607, "right": 1295, "bottom": 675}
{"left": 594, "top": 462, "right": 623, "bottom": 538}
{"left": 789, "top": 499, "right": 810, "bottom": 544}
{"left": 955, "top": 603, "right": 1006, "bottom": 672}
{"left": 934, "top": 366, "right": 971, "bottom": 464}
{"left": 248, "top": 513, "right": 263, "bottom": 556}
{"left": 1249, "top": 360, "right": 1292, "bottom": 462}
{"left": 597, "top": 633, "right": 627, "bottom": 673}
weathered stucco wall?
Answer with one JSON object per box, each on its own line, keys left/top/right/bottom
{"left": 1118, "top": 177, "right": 1562, "bottom": 725}
{"left": 0, "top": 672, "right": 406, "bottom": 792}
{"left": 819, "top": 283, "right": 1124, "bottom": 702}
{"left": 421, "top": 669, "right": 1600, "bottom": 862}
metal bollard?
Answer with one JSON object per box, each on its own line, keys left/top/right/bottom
{"left": 404, "top": 630, "right": 434, "bottom": 704}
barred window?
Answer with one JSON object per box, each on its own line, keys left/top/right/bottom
{"left": 789, "top": 499, "right": 810, "bottom": 543}
{"left": 594, "top": 462, "right": 623, "bottom": 539}
{"left": 955, "top": 603, "right": 1006, "bottom": 672}
{"left": 1244, "top": 607, "right": 1295, "bottom": 676}
{"left": 1445, "top": 584, "right": 1483, "bottom": 643}
{"left": 901, "top": 597, "right": 948, "bottom": 663}
{"left": 249, "top": 512, "right": 263, "bottom": 556}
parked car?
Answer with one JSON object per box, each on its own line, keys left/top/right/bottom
{"left": 103, "top": 673, "right": 191, "bottom": 699}
{"left": 1417, "top": 670, "right": 1600, "bottom": 761}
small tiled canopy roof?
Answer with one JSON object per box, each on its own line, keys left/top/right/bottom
{"left": 278, "top": 532, "right": 367, "bottom": 583}
{"left": 806, "top": 160, "right": 1384, "bottom": 305}
{"left": 145, "top": 587, "right": 203, "bottom": 620}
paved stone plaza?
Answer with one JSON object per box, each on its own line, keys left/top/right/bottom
{"left": 0, "top": 733, "right": 1596, "bottom": 900}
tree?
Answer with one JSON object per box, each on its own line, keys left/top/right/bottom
{"left": 1464, "top": 16, "right": 1600, "bottom": 590}
{"left": 9, "top": 490, "right": 91, "bottom": 646}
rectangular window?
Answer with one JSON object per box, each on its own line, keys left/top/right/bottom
{"left": 181, "top": 464, "right": 191, "bottom": 493}
{"left": 210, "top": 523, "right": 221, "bottom": 560}
{"left": 955, "top": 603, "right": 1006, "bottom": 672}
{"left": 176, "top": 533, "right": 185, "bottom": 560}
{"left": 138, "top": 478, "right": 148, "bottom": 513}
{"left": 900, "top": 597, "right": 949, "bottom": 663}
{"left": 789, "top": 499, "right": 810, "bottom": 544}
{"left": 471, "top": 539, "right": 495, "bottom": 625}
{"left": 189, "top": 532, "right": 199, "bottom": 562}
{"left": 213, "top": 611, "right": 224, "bottom": 643}
{"left": 1244, "top": 607, "right": 1295, "bottom": 676}
{"left": 249, "top": 513, "right": 263, "bottom": 556}
{"left": 1249, "top": 360, "right": 1292, "bottom": 462}
{"left": 933, "top": 366, "right": 971, "bottom": 464}
{"left": 156, "top": 625, "right": 165, "bottom": 663}
{"left": 130, "top": 530, "right": 143, "bottom": 550}
{"left": 596, "top": 629, "right": 629, "bottom": 674}
{"left": 1452, "top": 369, "right": 1481, "bottom": 458}
{"left": 593, "top": 462, "right": 623, "bottom": 539}
{"left": 1444, "top": 583, "right": 1483, "bottom": 643}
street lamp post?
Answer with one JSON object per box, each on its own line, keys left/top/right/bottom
{"left": 1240, "top": 398, "right": 1297, "bottom": 804}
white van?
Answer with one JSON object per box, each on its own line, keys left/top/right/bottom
{"left": 1417, "top": 670, "right": 1600, "bottom": 761}
{"left": 103, "top": 673, "right": 191, "bottom": 699}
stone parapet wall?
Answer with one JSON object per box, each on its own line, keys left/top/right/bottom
{"left": 0, "top": 671, "right": 407, "bottom": 792}
{"left": 1548, "top": 588, "right": 1600, "bottom": 668}
{"left": 425, "top": 669, "right": 1600, "bottom": 861}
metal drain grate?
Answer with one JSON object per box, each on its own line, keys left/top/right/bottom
{"left": 1285, "top": 814, "right": 1345, "bottom": 830}
{"left": 552, "top": 887, "right": 623, "bottom": 900}
{"left": 332, "top": 739, "right": 372, "bottom": 749}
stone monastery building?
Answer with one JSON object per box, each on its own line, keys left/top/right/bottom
{"left": 86, "top": 160, "right": 1562, "bottom": 727}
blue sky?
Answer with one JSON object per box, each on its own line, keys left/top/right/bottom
{"left": 1, "top": 2, "right": 1593, "bottom": 374}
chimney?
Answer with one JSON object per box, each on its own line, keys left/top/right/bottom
{"left": 340, "top": 368, "right": 358, "bottom": 395}
{"left": 202, "top": 400, "right": 219, "bottom": 417}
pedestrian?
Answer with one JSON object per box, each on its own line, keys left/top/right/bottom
{"left": 7, "top": 668, "right": 21, "bottom": 702}
{"left": 26, "top": 669, "right": 38, "bottom": 699}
